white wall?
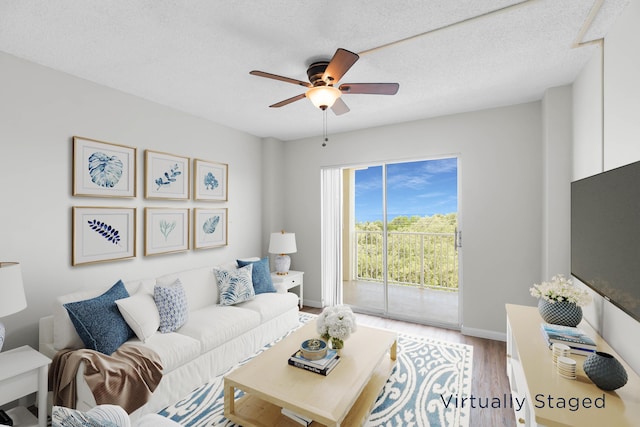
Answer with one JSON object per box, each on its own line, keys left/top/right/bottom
{"left": 282, "top": 102, "right": 544, "bottom": 338}
{"left": 603, "top": 0, "right": 640, "bottom": 170}
{"left": 0, "top": 52, "right": 265, "bottom": 350}
{"left": 572, "top": 0, "right": 640, "bottom": 374}
{"left": 541, "top": 86, "right": 572, "bottom": 278}
{"left": 260, "top": 137, "right": 286, "bottom": 262}
{"left": 572, "top": 48, "right": 603, "bottom": 180}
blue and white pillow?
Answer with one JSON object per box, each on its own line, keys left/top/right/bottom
{"left": 154, "top": 279, "right": 189, "bottom": 333}
{"left": 214, "top": 264, "right": 255, "bottom": 306}
{"left": 52, "top": 405, "right": 125, "bottom": 427}
{"left": 237, "top": 257, "right": 276, "bottom": 294}
{"left": 63, "top": 280, "right": 134, "bottom": 355}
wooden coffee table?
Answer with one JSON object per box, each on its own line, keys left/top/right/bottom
{"left": 224, "top": 319, "right": 397, "bottom": 427}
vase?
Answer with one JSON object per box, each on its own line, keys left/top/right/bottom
{"left": 537, "top": 299, "right": 583, "bottom": 327}
{"left": 330, "top": 337, "right": 344, "bottom": 350}
{"left": 583, "top": 351, "right": 628, "bottom": 391}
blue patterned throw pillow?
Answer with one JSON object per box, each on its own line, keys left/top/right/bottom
{"left": 214, "top": 264, "right": 255, "bottom": 306}
{"left": 64, "top": 280, "right": 134, "bottom": 355}
{"left": 52, "top": 406, "right": 121, "bottom": 427}
{"left": 154, "top": 279, "right": 189, "bottom": 333}
{"left": 237, "top": 257, "right": 276, "bottom": 294}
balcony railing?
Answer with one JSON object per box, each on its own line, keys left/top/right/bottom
{"left": 355, "top": 230, "right": 458, "bottom": 291}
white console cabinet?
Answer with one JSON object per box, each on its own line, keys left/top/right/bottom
{"left": 506, "top": 304, "right": 640, "bottom": 427}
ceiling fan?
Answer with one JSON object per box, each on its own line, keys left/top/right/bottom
{"left": 250, "top": 48, "right": 399, "bottom": 115}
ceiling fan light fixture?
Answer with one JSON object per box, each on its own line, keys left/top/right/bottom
{"left": 306, "top": 86, "right": 341, "bottom": 110}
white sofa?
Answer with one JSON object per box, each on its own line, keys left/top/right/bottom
{"left": 39, "top": 260, "right": 300, "bottom": 423}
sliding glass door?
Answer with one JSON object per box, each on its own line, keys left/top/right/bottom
{"left": 343, "top": 165, "right": 386, "bottom": 312}
{"left": 343, "top": 157, "right": 460, "bottom": 327}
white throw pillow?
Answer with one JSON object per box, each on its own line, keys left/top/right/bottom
{"left": 115, "top": 288, "right": 160, "bottom": 342}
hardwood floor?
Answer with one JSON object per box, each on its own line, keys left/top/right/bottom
{"left": 302, "top": 307, "right": 514, "bottom": 427}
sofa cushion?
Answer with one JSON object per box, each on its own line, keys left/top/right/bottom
{"left": 237, "top": 257, "right": 276, "bottom": 294}
{"left": 177, "top": 305, "right": 260, "bottom": 352}
{"left": 156, "top": 267, "right": 219, "bottom": 312}
{"left": 63, "top": 280, "right": 134, "bottom": 355}
{"left": 131, "top": 332, "right": 201, "bottom": 373}
{"left": 235, "top": 292, "right": 299, "bottom": 322}
{"left": 116, "top": 287, "right": 160, "bottom": 342}
{"left": 214, "top": 264, "right": 255, "bottom": 306}
{"left": 154, "top": 280, "right": 188, "bottom": 333}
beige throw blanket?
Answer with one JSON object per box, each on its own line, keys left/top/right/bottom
{"left": 49, "top": 344, "right": 163, "bottom": 414}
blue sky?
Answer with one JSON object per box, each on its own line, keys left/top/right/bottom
{"left": 355, "top": 158, "right": 458, "bottom": 223}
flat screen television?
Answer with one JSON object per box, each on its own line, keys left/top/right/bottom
{"left": 571, "top": 160, "right": 640, "bottom": 323}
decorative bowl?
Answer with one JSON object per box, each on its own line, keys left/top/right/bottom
{"left": 300, "top": 338, "right": 327, "bottom": 360}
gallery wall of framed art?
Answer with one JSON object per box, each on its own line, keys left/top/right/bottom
{"left": 72, "top": 206, "right": 136, "bottom": 266}
{"left": 73, "top": 136, "right": 137, "bottom": 198}
{"left": 194, "top": 158, "right": 228, "bottom": 202}
{"left": 71, "top": 136, "right": 230, "bottom": 266}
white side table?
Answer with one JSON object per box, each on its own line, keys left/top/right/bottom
{"left": 0, "top": 345, "right": 51, "bottom": 427}
{"left": 271, "top": 270, "right": 304, "bottom": 309}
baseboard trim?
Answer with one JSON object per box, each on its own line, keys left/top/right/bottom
{"left": 302, "top": 299, "right": 323, "bottom": 309}
{"left": 461, "top": 325, "right": 506, "bottom": 342}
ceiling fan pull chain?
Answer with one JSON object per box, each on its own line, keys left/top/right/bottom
{"left": 322, "top": 109, "right": 328, "bottom": 147}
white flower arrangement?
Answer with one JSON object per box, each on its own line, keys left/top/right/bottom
{"left": 529, "top": 274, "right": 592, "bottom": 306}
{"left": 316, "top": 305, "right": 357, "bottom": 346}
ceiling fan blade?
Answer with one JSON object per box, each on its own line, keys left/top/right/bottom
{"left": 269, "top": 93, "right": 306, "bottom": 108}
{"left": 250, "top": 70, "right": 312, "bottom": 88}
{"left": 331, "top": 98, "right": 350, "bottom": 115}
{"left": 322, "top": 48, "right": 359, "bottom": 84}
{"left": 339, "top": 83, "right": 399, "bottom": 95}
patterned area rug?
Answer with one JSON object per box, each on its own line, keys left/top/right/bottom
{"left": 160, "top": 313, "right": 473, "bottom": 427}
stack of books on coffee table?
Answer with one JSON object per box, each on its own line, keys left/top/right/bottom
{"left": 288, "top": 348, "right": 340, "bottom": 376}
{"left": 281, "top": 408, "right": 313, "bottom": 426}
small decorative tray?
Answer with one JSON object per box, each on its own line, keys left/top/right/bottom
{"left": 300, "top": 338, "right": 328, "bottom": 360}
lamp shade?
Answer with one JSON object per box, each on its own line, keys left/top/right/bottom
{"left": 268, "top": 232, "right": 297, "bottom": 254}
{"left": 306, "top": 86, "right": 341, "bottom": 110}
{"left": 0, "top": 262, "right": 27, "bottom": 317}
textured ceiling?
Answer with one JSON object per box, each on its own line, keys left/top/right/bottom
{"left": 0, "top": 0, "right": 630, "bottom": 141}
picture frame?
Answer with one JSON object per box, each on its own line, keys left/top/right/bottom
{"left": 144, "top": 208, "right": 190, "bottom": 256}
{"left": 73, "top": 136, "right": 136, "bottom": 198}
{"left": 72, "top": 207, "right": 136, "bottom": 266}
{"left": 193, "top": 159, "right": 228, "bottom": 201}
{"left": 194, "top": 208, "right": 228, "bottom": 249}
{"left": 145, "top": 150, "right": 190, "bottom": 200}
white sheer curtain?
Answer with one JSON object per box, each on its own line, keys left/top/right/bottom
{"left": 320, "top": 167, "right": 343, "bottom": 307}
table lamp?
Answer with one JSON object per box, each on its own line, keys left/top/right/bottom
{"left": 0, "top": 262, "right": 27, "bottom": 351}
{"left": 268, "top": 231, "right": 297, "bottom": 275}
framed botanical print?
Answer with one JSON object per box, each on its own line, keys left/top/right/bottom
{"left": 194, "top": 208, "right": 227, "bottom": 249}
{"left": 145, "top": 150, "right": 190, "bottom": 200}
{"left": 73, "top": 136, "right": 136, "bottom": 197}
{"left": 194, "top": 159, "right": 228, "bottom": 201}
{"left": 72, "top": 207, "right": 136, "bottom": 266}
{"left": 144, "top": 208, "right": 190, "bottom": 256}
